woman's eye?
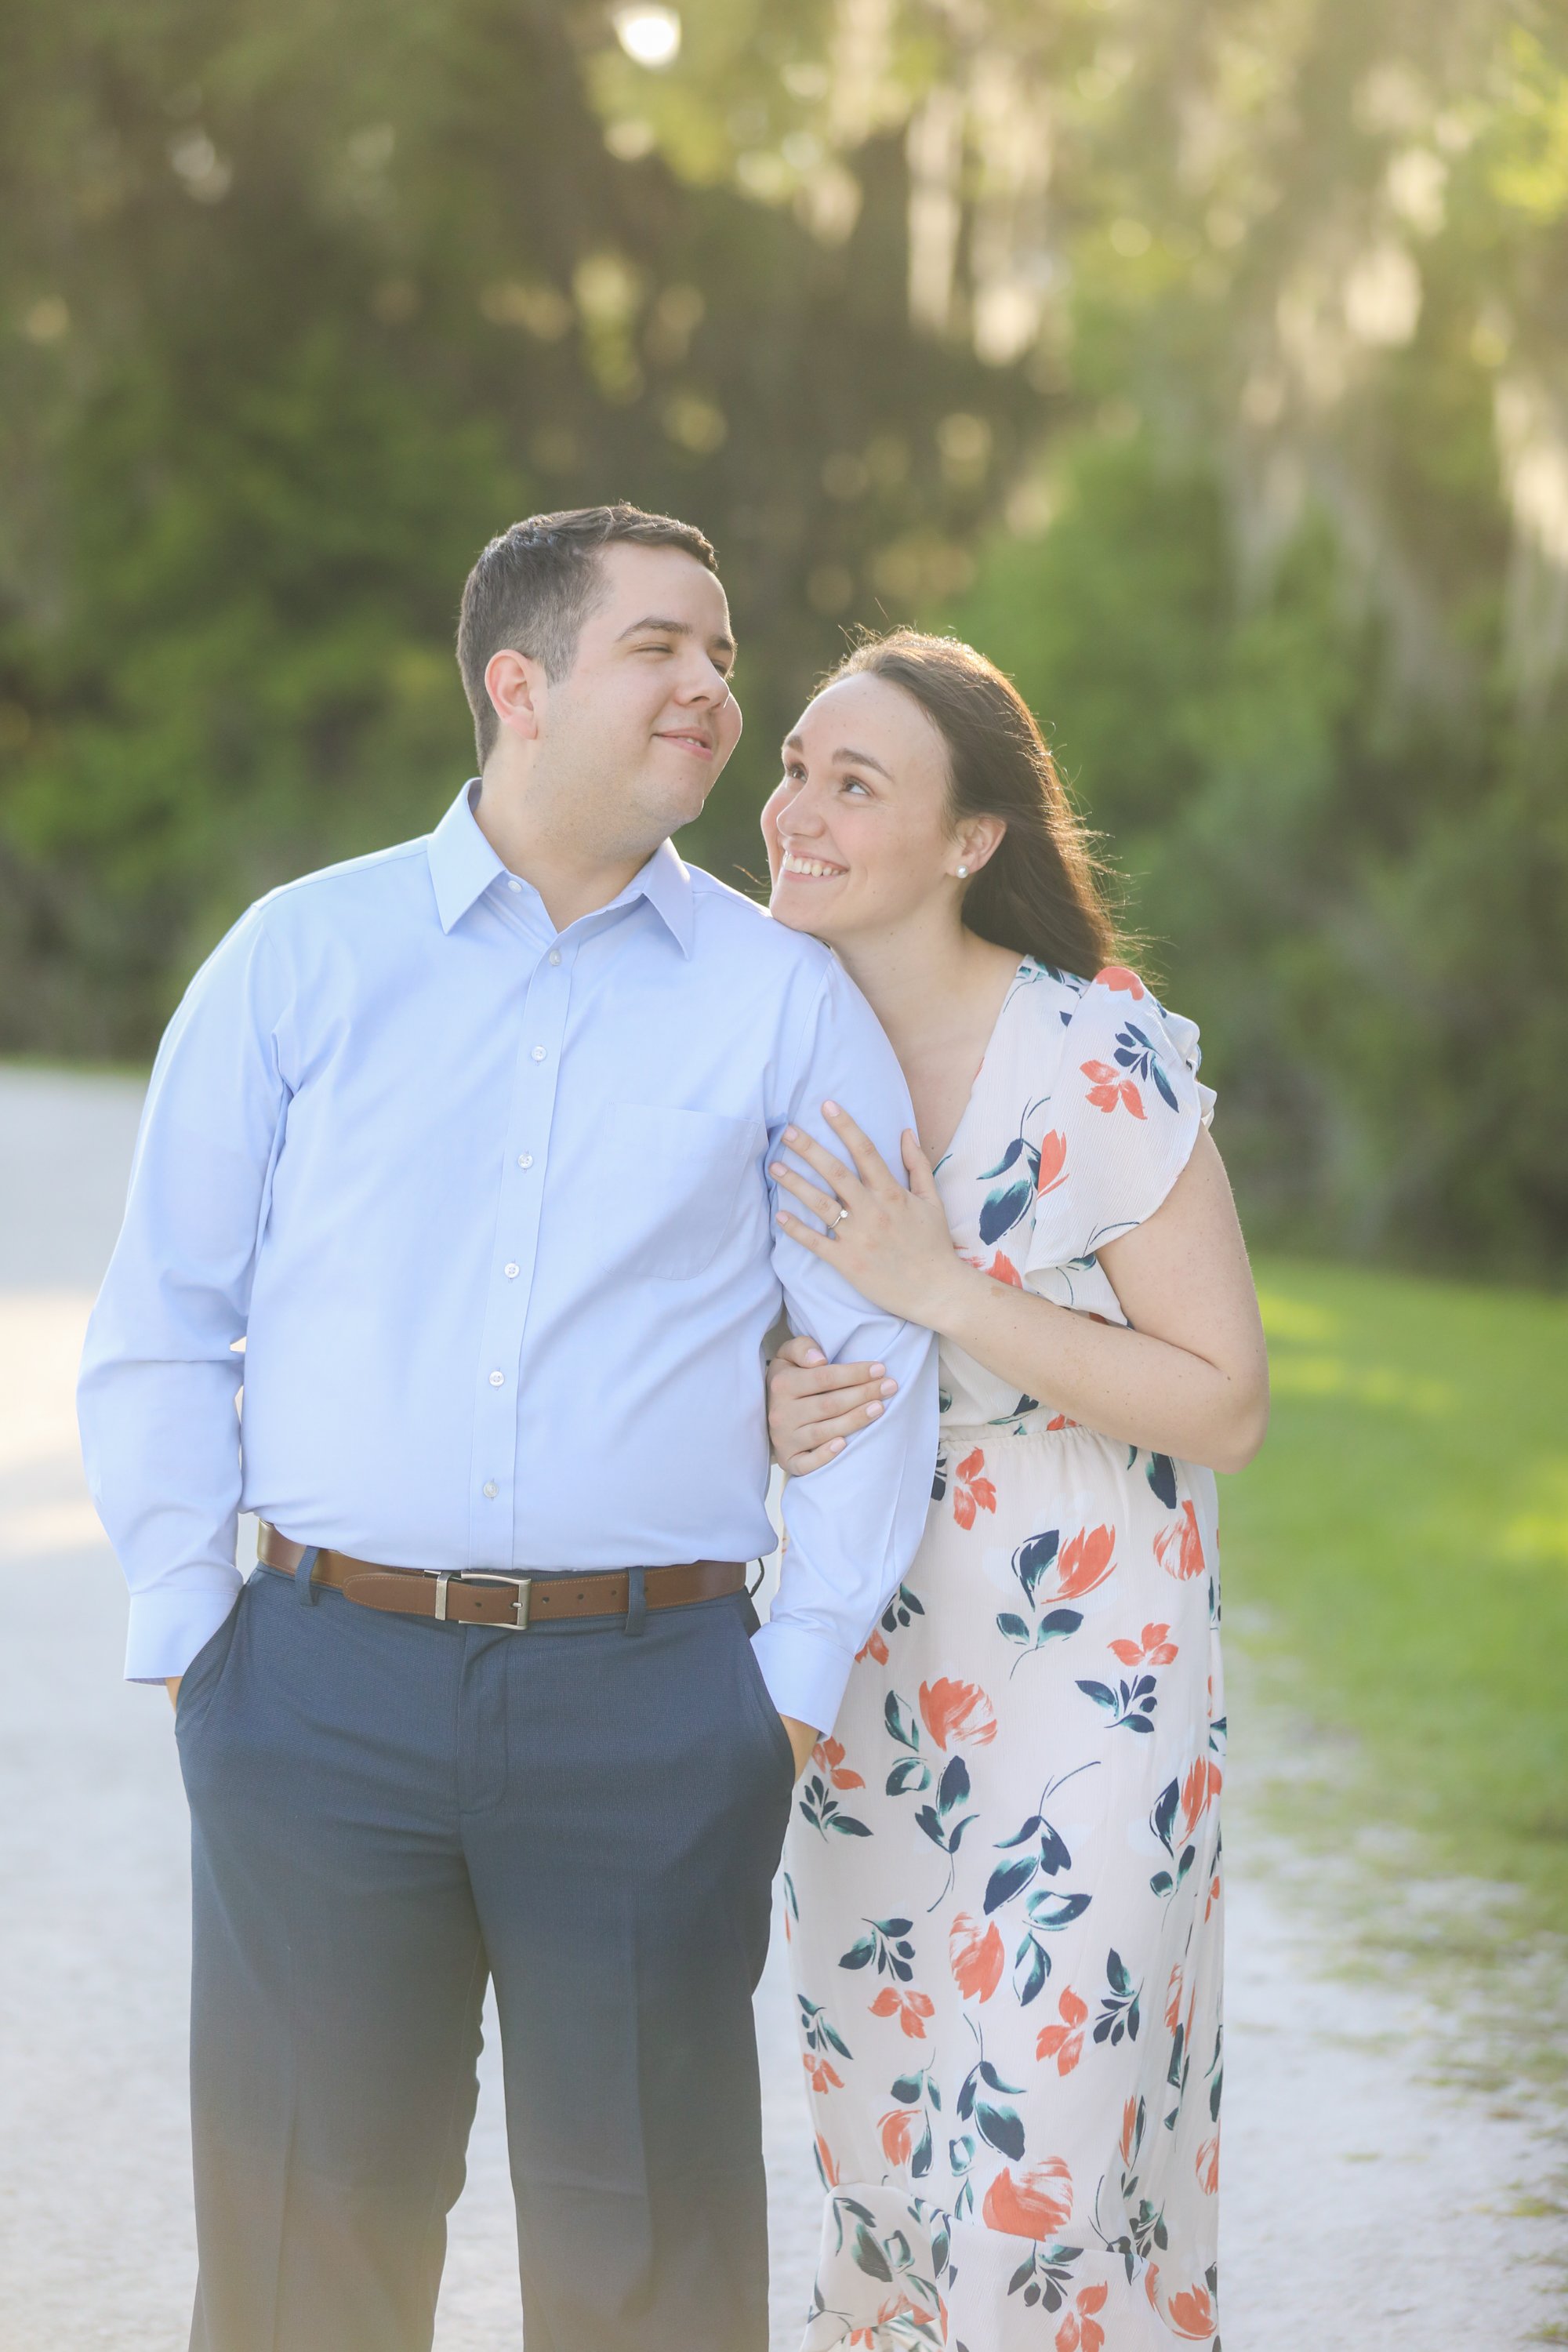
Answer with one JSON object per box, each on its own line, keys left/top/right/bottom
{"left": 841, "top": 777, "right": 870, "bottom": 797}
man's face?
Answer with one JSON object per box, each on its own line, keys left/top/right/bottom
{"left": 532, "top": 543, "right": 742, "bottom": 849}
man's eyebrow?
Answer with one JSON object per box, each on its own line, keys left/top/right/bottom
{"left": 617, "top": 612, "right": 737, "bottom": 659}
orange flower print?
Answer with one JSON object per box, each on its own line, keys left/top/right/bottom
{"left": 869, "top": 1986, "right": 935, "bottom": 2039}
{"left": 982, "top": 2158, "right": 1073, "bottom": 2240}
{"left": 1164, "top": 1964, "right": 1184, "bottom": 2033}
{"left": 1167, "top": 2281, "right": 1218, "bottom": 2340}
{"left": 918, "top": 1677, "right": 998, "bottom": 1750}
{"left": 814, "top": 2133, "right": 840, "bottom": 2187}
{"left": 850, "top": 2295, "right": 935, "bottom": 2347}
{"left": 1036, "top": 1129, "right": 1069, "bottom": 1196}
{"left": 855, "top": 1627, "right": 890, "bottom": 1666}
{"left": 1109, "top": 1621, "right": 1178, "bottom": 1668}
{"left": 982, "top": 1250, "right": 1022, "bottom": 1286}
{"left": 1034, "top": 1986, "right": 1087, "bottom": 2075}
{"left": 1055, "top": 1523, "right": 1116, "bottom": 1599}
{"left": 949, "top": 1912, "right": 1004, "bottom": 2002}
{"left": 880, "top": 2107, "right": 916, "bottom": 2164}
{"left": 1119, "top": 2096, "right": 1140, "bottom": 2169}
{"left": 1177, "top": 1755, "right": 1223, "bottom": 1842}
{"left": 951, "top": 1448, "right": 998, "bottom": 1530}
{"left": 1154, "top": 1501, "right": 1206, "bottom": 1581}
{"left": 1081, "top": 1059, "right": 1146, "bottom": 1119}
{"left": 1044, "top": 1411, "right": 1076, "bottom": 1431}
{"left": 804, "top": 2053, "right": 844, "bottom": 2095}
{"left": 1196, "top": 2135, "right": 1220, "bottom": 2194}
{"left": 1206, "top": 1867, "right": 1222, "bottom": 1924}
{"left": 1094, "top": 966, "right": 1145, "bottom": 998}
{"left": 810, "top": 1735, "right": 865, "bottom": 1791}
{"left": 1054, "top": 2284, "right": 1109, "bottom": 2352}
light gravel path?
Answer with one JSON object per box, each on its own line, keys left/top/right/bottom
{"left": 0, "top": 1065, "right": 1560, "bottom": 2350}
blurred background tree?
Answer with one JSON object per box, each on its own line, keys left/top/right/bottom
{"left": 2, "top": 0, "right": 1565, "bottom": 1275}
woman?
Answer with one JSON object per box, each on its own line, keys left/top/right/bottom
{"left": 760, "top": 631, "right": 1267, "bottom": 2352}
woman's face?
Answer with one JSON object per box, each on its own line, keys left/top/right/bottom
{"left": 764, "top": 672, "right": 985, "bottom": 946}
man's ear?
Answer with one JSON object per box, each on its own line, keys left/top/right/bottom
{"left": 484, "top": 648, "right": 546, "bottom": 745}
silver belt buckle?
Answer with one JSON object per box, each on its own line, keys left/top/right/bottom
{"left": 438, "top": 1570, "right": 532, "bottom": 1629}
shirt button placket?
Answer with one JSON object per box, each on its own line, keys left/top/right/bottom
{"left": 471, "top": 934, "right": 573, "bottom": 1560}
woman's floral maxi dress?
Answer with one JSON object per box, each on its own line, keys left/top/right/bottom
{"left": 786, "top": 964, "right": 1225, "bottom": 2352}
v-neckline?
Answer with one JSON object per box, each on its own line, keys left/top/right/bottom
{"left": 929, "top": 958, "right": 1032, "bottom": 1176}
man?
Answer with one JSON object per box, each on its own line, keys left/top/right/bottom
{"left": 78, "top": 505, "right": 937, "bottom": 2352}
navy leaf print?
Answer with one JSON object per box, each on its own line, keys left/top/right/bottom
{"left": 984, "top": 1856, "right": 1037, "bottom": 1913}
{"left": 1145, "top": 1452, "right": 1178, "bottom": 1508}
{"left": 851, "top": 2223, "right": 893, "bottom": 2283}
{"left": 1014, "top": 1530, "right": 1059, "bottom": 1605}
{"left": 975, "top": 2094, "right": 1026, "bottom": 2160}
{"left": 977, "top": 1135, "right": 1040, "bottom": 1243}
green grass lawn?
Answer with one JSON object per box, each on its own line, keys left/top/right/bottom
{"left": 1225, "top": 1256, "right": 1568, "bottom": 1936}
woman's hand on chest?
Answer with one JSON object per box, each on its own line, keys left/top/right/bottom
{"left": 770, "top": 1103, "right": 976, "bottom": 1330}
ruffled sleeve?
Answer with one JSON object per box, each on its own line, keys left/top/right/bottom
{"left": 1025, "top": 966, "right": 1214, "bottom": 1277}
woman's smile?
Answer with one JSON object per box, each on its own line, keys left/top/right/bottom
{"left": 779, "top": 849, "right": 848, "bottom": 879}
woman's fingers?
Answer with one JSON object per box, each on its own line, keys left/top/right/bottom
{"left": 822, "top": 1101, "right": 894, "bottom": 1190}
{"left": 902, "top": 1128, "right": 940, "bottom": 1198}
{"left": 771, "top": 1359, "right": 892, "bottom": 1404}
{"left": 779, "top": 1124, "right": 859, "bottom": 1201}
{"left": 782, "top": 1437, "right": 848, "bottom": 1475}
{"left": 769, "top": 1161, "right": 846, "bottom": 1230}
{"left": 775, "top": 1331, "right": 826, "bottom": 1370}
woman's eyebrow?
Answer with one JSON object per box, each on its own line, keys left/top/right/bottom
{"left": 832, "top": 744, "right": 891, "bottom": 778}
{"left": 779, "top": 733, "right": 891, "bottom": 778}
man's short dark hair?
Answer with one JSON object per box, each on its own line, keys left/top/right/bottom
{"left": 456, "top": 503, "right": 720, "bottom": 764}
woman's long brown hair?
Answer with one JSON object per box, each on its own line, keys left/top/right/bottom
{"left": 824, "top": 629, "right": 1123, "bottom": 982}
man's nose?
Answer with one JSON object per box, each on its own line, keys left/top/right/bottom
{"left": 677, "top": 655, "right": 732, "bottom": 705}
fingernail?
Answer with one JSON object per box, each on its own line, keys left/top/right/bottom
{"left": 768, "top": 1163, "right": 784, "bottom": 1178}
{"left": 829, "top": 1437, "right": 844, "bottom": 1453}
{"left": 822, "top": 1100, "right": 840, "bottom": 1116}
{"left": 866, "top": 1400, "right": 883, "bottom": 1418}
{"left": 804, "top": 1350, "right": 826, "bottom": 1366}
{"left": 783, "top": 1126, "right": 800, "bottom": 1143}
{"left": 869, "top": 1363, "right": 885, "bottom": 1376}
{"left": 880, "top": 1379, "right": 898, "bottom": 1396}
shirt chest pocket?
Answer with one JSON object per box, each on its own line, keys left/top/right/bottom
{"left": 608, "top": 1104, "right": 764, "bottom": 1281}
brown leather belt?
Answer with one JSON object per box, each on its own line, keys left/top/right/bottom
{"left": 256, "top": 1523, "right": 747, "bottom": 1632}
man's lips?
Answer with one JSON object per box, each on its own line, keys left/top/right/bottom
{"left": 655, "top": 728, "right": 715, "bottom": 757}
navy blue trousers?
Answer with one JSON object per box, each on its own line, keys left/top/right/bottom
{"left": 175, "top": 1565, "right": 794, "bottom": 2352}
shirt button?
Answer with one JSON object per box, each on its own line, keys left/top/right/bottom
{"left": 504, "top": 1261, "right": 520, "bottom": 1279}
{"left": 488, "top": 1370, "right": 505, "bottom": 1388}
{"left": 506, "top": 879, "right": 522, "bottom": 894}
{"left": 531, "top": 1045, "right": 546, "bottom": 1062}
{"left": 482, "top": 1480, "right": 498, "bottom": 1499}
{"left": 517, "top": 1153, "right": 533, "bottom": 1171}
{"left": 548, "top": 949, "right": 561, "bottom": 966}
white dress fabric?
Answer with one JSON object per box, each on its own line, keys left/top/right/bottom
{"left": 785, "top": 963, "right": 1225, "bottom": 2352}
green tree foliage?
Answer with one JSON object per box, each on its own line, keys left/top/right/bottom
{"left": 0, "top": 0, "right": 1028, "bottom": 1049}
{"left": 2, "top": 0, "right": 1565, "bottom": 1271}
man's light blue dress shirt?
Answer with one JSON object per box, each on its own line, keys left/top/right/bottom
{"left": 78, "top": 783, "right": 938, "bottom": 1732}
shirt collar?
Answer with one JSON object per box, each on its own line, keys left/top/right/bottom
{"left": 428, "top": 782, "right": 506, "bottom": 931}
{"left": 426, "top": 781, "right": 695, "bottom": 957}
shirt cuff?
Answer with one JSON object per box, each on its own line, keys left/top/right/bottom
{"left": 750, "top": 1618, "right": 856, "bottom": 1737}
{"left": 124, "top": 1573, "right": 243, "bottom": 1683}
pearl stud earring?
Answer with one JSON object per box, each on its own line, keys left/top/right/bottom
{"left": 956, "top": 864, "right": 969, "bottom": 878}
